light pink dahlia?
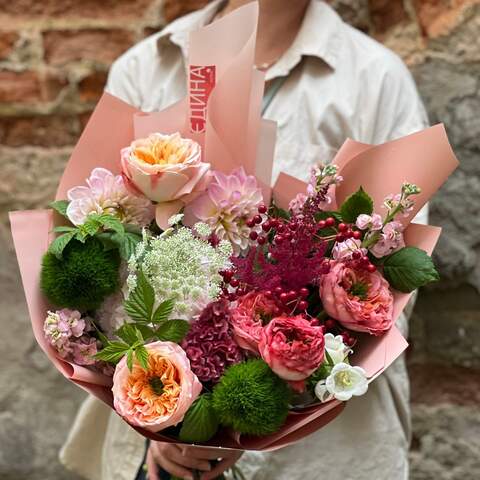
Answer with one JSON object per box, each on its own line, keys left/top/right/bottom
{"left": 66, "top": 167, "right": 154, "bottom": 227}
{"left": 183, "top": 168, "right": 263, "bottom": 254}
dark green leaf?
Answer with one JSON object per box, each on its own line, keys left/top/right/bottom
{"left": 339, "top": 187, "right": 374, "bottom": 223}
{"left": 134, "top": 344, "right": 149, "bottom": 370}
{"left": 91, "top": 322, "right": 110, "bottom": 347}
{"left": 95, "top": 341, "right": 130, "bottom": 363}
{"left": 95, "top": 231, "right": 121, "bottom": 251}
{"left": 324, "top": 350, "right": 334, "bottom": 366}
{"left": 116, "top": 324, "right": 140, "bottom": 346}
{"left": 179, "top": 394, "right": 219, "bottom": 443}
{"left": 383, "top": 246, "right": 440, "bottom": 293}
{"left": 49, "top": 200, "right": 70, "bottom": 218}
{"left": 48, "top": 231, "right": 77, "bottom": 259}
{"left": 126, "top": 349, "right": 134, "bottom": 371}
{"left": 134, "top": 324, "right": 157, "bottom": 341}
{"left": 152, "top": 299, "right": 175, "bottom": 324}
{"left": 124, "top": 270, "right": 155, "bottom": 322}
{"left": 119, "top": 231, "right": 142, "bottom": 261}
{"left": 156, "top": 320, "right": 190, "bottom": 343}
{"left": 314, "top": 211, "right": 343, "bottom": 222}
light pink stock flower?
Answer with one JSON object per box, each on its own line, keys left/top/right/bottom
{"left": 259, "top": 316, "right": 325, "bottom": 381}
{"left": 288, "top": 193, "right": 308, "bottom": 215}
{"left": 356, "top": 213, "right": 383, "bottom": 231}
{"left": 184, "top": 168, "right": 264, "bottom": 255}
{"left": 112, "top": 341, "right": 202, "bottom": 432}
{"left": 319, "top": 261, "right": 394, "bottom": 336}
{"left": 370, "top": 221, "right": 405, "bottom": 258}
{"left": 121, "top": 132, "right": 211, "bottom": 229}
{"left": 332, "top": 238, "right": 367, "bottom": 261}
{"left": 66, "top": 168, "right": 154, "bottom": 227}
{"left": 230, "top": 292, "right": 280, "bottom": 354}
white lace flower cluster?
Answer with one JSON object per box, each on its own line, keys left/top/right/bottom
{"left": 127, "top": 225, "right": 232, "bottom": 321}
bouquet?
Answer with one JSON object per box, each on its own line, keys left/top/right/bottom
{"left": 10, "top": 4, "right": 458, "bottom": 452}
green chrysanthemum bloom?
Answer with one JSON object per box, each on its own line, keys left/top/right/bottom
{"left": 212, "top": 359, "right": 291, "bottom": 436}
{"left": 41, "top": 237, "right": 120, "bottom": 311}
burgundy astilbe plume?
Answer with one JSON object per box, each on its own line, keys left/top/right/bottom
{"left": 181, "top": 299, "right": 243, "bottom": 384}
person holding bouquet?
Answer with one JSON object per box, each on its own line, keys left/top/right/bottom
{"left": 60, "top": 1, "right": 429, "bottom": 479}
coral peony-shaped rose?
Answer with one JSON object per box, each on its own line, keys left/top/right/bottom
{"left": 121, "top": 132, "right": 210, "bottom": 229}
{"left": 112, "top": 341, "right": 202, "bottom": 432}
{"left": 259, "top": 316, "right": 325, "bottom": 381}
{"left": 319, "top": 261, "right": 394, "bottom": 336}
{"left": 230, "top": 291, "right": 280, "bottom": 354}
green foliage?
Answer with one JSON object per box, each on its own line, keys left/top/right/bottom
{"left": 49, "top": 200, "right": 70, "bottom": 217}
{"left": 212, "top": 359, "right": 290, "bottom": 436}
{"left": 269, "top": 201, "right": 291, "bottom": 220}
{"left": 383, "top": 246, "right": 440, "bottom": 293}
{"left": 124, "top": 270, "right": 155, "bottom": 322}
{"left": 41, "top": 237, "right": 120, "bottom": 310}
{"left": 179, "top": 394, "right": 219, "bottom": 443}
{"left": 155, "top": 320, "right": 190, "bottom": 343}
{"left": 339, "top": 187, "right": 374, "bottom": 223}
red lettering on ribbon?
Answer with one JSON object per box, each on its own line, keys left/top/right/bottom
{"left": 189, "top": 65, "right": 216, "bottom": 133}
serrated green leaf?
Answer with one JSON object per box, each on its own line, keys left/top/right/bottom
{"left": 48, "top": 231, "right": 77, "bottom": 259}
{"left": 124, "top": 270, "right": 155, "bottom": 322}
{"left": 53, "top": 226, "right": 77, "bottom": 233}
{"left": 95, "top": 231, "right": 121, "bottom": 251}
{"left": 135, "top": 344, "right": 149, "bottom": 370}
{"left": 95, "top": 341, "right": 130, "bottom": 363}
{"left": 98, "top": 214, "right": 125, "bottom": 236}
{"left": 116, "top": 324, "right": 140, "bottom": 346}
{"left": 80, "top": 216, "right": 102, "bottom": 237}
{"left": 383, "top": 246, "right": 440, "bottom": 293}
{"left": 119, "top": 231, "right": 142, "bottom": 260}
{"left": 155, "top": 320, "right": 190, "bottom": 343}
{"left": 152, "top": 299, "right": 175, "bottom": 324}
{"left": 179, "top": 394, "right": 219, "bottom": 443}
{"left": 126, "top": 349, "right": 134, "bottom": 371}
{"left": 50, "top": 200, "right": 70, "bottom": 218}
{"left": 134, "top": 324, "right": 157, "bottom": 341}
{"left": 339, "top": 187, "right": 374, "bottom": 223}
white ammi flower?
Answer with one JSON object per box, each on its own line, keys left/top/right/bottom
{"left": 325, "top": 363, "right": 368, "bottom": 401}
{"left": 324, "top": 333, "right": 351, "bottom": 365}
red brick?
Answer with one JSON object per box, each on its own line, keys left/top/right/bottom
{"left": 78, "top": 70, "right": 108, "bottom": 102}
{"left": 0, "top": 31, "right": 19, "bottom": 60}
{"left": 43, "top": 29, "right": 135, "bottom": 66}
{"left": 163, "top": 0, "right": 210, "bottom": 23}
{"left": 369, "top": 0, "right": 408, "bottom": 33}
{"left": 0, "top": 0, "right": 155, "bottom": 20}
{"left": 0, "top": 115, "right": 81, "bottom": 147}
{"left": 0, "top": 70, "right": 67, "bottom": 103}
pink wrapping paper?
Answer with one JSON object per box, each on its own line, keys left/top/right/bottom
{"left": 10, "top": 2, "right": 459, "bottom": 452}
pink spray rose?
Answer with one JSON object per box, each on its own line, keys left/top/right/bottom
{"left": 112, "top": 341, "right": 202, "bottom": 432}
{"left": 259, "top": 316, "right": 325, "bottom": 381}
{"left": 319, "top": 261, "right": 394, "bottom": 335}
{"left": 230, "top": 292, "right": 280, "bottom": 354}
{"left": 121, "top": 132, "right": 211, "bottom": 229}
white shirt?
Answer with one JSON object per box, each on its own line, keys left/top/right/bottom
{"left": 61, "top": 2, "right": 429, "bottom": 479}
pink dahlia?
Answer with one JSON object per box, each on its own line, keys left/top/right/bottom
{"left": 319, "top": 260, "right": 394, "bottom": 335}
{"left": 183, "top": 168, "right": 263, "bottom": 254}
{"left": 181, "top": 299, "right": 243, "bottom": 383}
{"left": 230, "top": 291, "right": 280, "bottom": 354}
{"left": 66, "top": 167, "right": 154, "bottom": 227}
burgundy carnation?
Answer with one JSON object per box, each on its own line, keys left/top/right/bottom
{"left": 181, "top": 299, "right": 243, "bottom": 383}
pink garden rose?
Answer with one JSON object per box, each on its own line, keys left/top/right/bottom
{"left": 121, "top": 132, "right": 211, "bottom": 229}
{"left": 319, "top": 261, "right": 394, "bottom": 335}
{"left": 230, "top": 292, "right": 280, "bottom": 354}
{"left": 259, "top": 316, "right": 325, "bottom": 381}
{"left": 112, "top": 341, "right": 202, "bottom": 432}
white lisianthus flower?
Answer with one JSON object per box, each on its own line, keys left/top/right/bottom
{"left": 325, "top": 363, "right": 368, "bottom": 401}
{"left": 324, "top": 333, "right": 351, "bottom": 365}
{"left": 314, "top": 380, "right": 334, "bottom": 403}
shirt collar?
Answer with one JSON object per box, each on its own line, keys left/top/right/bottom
{"left": 156, "top": 0, "right": 343, "bottom": 78}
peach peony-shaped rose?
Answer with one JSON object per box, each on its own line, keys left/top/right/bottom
{"left": 319, "top": 261, "right": 394, "bottom": 336}
{"left": 112, "top": 341, "right": 202, "bottom": 432}
{"left": 259, "top": 316, "right": 325, "bottom": 381}
{"left": 120, "top": 132, "right": 211, "bottom": 229}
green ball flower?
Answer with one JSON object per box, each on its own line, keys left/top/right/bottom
{"left": 212, "top": 359, "right": 290, "bottom": 436}
{"left": 41, "top": 237, "right": 120, "bottom": 311}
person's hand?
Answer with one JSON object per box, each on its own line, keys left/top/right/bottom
{"left": 147, "top": 442, "right": 243, "bottom": 480}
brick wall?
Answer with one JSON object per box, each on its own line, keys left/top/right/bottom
{"left": 1, "top": 1, "right": 479, "bottom": 479}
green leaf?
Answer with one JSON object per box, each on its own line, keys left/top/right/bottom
{"left": 124, "top": 270, "right": 155, "bottom": 322}
{"left": 324, "top": 350, "right": 334, "bottom": 366}
{"left": 95, "top": 341, "right": 130, "bottom": 363}
{"left": 383, "top": 246, "right": 440, "bottom": 293}
{"left": 179, "top": 394, "right": 219, "bottom": 443}
{"left": 116, "top": 324, "right": 140, "bottom": 346}
{"left": 119, "top": 231, "right": 142, "bottom": 260}
{"left": 152, "top": 299, "right": 175, "bottom": 324}
{"left": 53, "top": 226, "right": 77, "bottom": 234}
{"left": 79, "top": 216, "right": 102, "bottom": 237}
{"left": 95, "top": 231, "right": 121, "bottom": 251}
{"left": 156, "top": 320, "right": 190, "bottom": 343}
{"left": 269, "top": 201, "right": 291, "bottom": 220}
{"left": 314, "top": 211, "right": 343, "bottom": 223}
{"left": 126, "top": 349, "right": 134, "bottom": 371}
{"left": 134, "top": 324, "right": 157, "bottom": 341}
{"left": 91, "top": 322, "right": 110, "bottom": 347}
{"left": 339, "top": 187, "right": 374, "bottom": 223}
{"left": 98, "top": 214, "right": 125, "bottom": 236}
{"left": 134, "top": 344, "right": 149, "bottom": 370}
{"left": 48, "top": 231, "right": 77, "bottom": 259}
{"left": 49, "top": 200, "right": 70, "bottom": 218}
